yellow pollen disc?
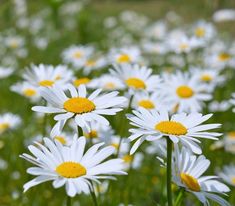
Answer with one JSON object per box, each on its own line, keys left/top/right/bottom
{"left": 179, "top": 43, "right": 189, "bottom": 50}
{"left": 126, "top": 78, "right": 146, "bottom": 89}
{"left": 86, "top": 60, "right": 96, "bottom": 67}
{"left": 117, "top": 54, "right": 131, "bottom": 63}
{"left": 84, "top": 130, "right": 98, "bottom": 139}
{"left": 39, "top": 80, "right": 54, "bottom": 87}
{"left": 218, "top": 53, "right": 231, "bottom": 61}
{"left": 200, "top": 74, "right": 213, "bottom": 82}
{"left": 63, "top": 97, "right": 95, "bottom": 114}
{"left": 73, "top": 78, "right": 91, "bottom": 87}
{"left": 55, "top": 75, "right": 61, "bottom": 80}
{"left": 176, "top": 85, "right": 194, "bottom": 98}
{"left": 231, "top": 177, "right": 235, "bottom": 184}
{"left": 73, "top": 51, "right": 83, "bottom": 59}
{"left": 228, "top": 131, "right": 235, "bottom": 139}
{"left": 56, "top": 162, "right": 86, "bottom": 178}
{"left": 55, "top": 136, "right": 66, "bottom": 145}
{"left": 9, "top": 41, "right": 19, "bottom": 48}
{"left": 180, "top": 173, "right": 201, "bottom": 192}
{"left": 0, "top": 123, "right": 10, "bottom": 131}
{"left": 123, "top": 155, "right": 133, "bottom": 163}
{"left": 104, "top": 82, "right": 116, "bottom": 89}
{"left": 155, "top": 121, "right": 187, "bottom": 135}
{"left": 111, "top": 143, "right": 119, "bottom": 150}
{"left": 23, "top": 89, "right": 37, "bottom": 97}
{"left": 195, "top": 27, "right": 205, "bottom": 37}
{"left": 138, "top": 100, "right": 155, "bottom": 109}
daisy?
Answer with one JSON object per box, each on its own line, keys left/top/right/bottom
{"left": 127, "top": 108, "right": 221, "bottom": 154}
{"left": 109, "top": 46, "right": 142, "bottom": 65}
{"left": 83, "top": 56, "right": 107, "bottom": 75}
{"left": 32, "top": 84, "right": 127, "bottom": 135}
{"left": 173, "top": 147, "right": 230, "bottom": 206}
{"left": 0, "top": 66, "right": 15, "bottom": 79}
{"left": 5, "top": 36, "right": 25, "bottom": 50}
{"left": 192, "top": 21, "right": 215, "bottom": 41}
{"left": 72, "top": 77, "right": 92, "bottom": 88}
{"left": 219, "top": 165, "right": 235, "bottom": 187}
{"left": 160, "top": 72, "right": 212, "bottom": 112}
{"left": 23, "top": 64, "right": 73, "bottom": 89}
{"left": 62, "top": 45, "right": 94, "bottom": 69}
{"left": 20, "top": 136, "right": 126, "bottom": 197}
{"left": 11, "top": 81, "right": 40, "bottom": 102}
{"left": 0, "top": 113, "right": 21, "bottom": 135}
{"left": 131, "top": 91, "right": 169, "bottom": 111}
{"left": 89, "top": 74, "right": 125, "bottom": 91}
{"left": 110, "top": 64, "right": 161, "bottom": 93}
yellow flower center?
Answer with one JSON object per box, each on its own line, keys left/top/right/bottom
{"left": 55, "top": 136, "right": 67, "bottom": 145}
{"left": 73, "top": 78, "right": 91, "bottom": 87}
{"left": 195, "top": 27, "right": 205, "bottom": 37}
{"left": 231, "top": 177, "right": 235, "bottom": 184}
{"left": 56, "top": 162, "right": 86, "bottom": 178}
{"left": 86, "top": 60, "right": 96, "bottom": 67}
{"left": 200, "top": 74, "right": 213, "bottom": 82}
{"left": 179, "top": 43, "right": 189, "bottom": 50}
{"left": 84, "top": 130, "right": 98, "bottom": 139}
{"left": 123, "top": 155, "right": 133, "bottom": 163}
{"left": 228, "top": 131, "right": 235, "bottom": 139}
{"left": 117, "top": 54, "right": 131, "bottom": 63}
{"left": 111, "top": 143, "right": 119, "bottom": 150}
{"left": 176, "top": 85, "right": 194, "bottom": 98}
{"left": 63, "top": 97, "right": 96, "bottom": 114}
{"left": 23, "top": 89, "right": 37, "bottom": 97}
{"left": 39, "top": 80, "right": 54, "bottom": 87}
{"left": 9, "top": 40, "right": 19, "bottom": 48}
{"left": 218, "top": 53, "right": 231, "bottom": 61}
{"left": 55, "top": 75, "right": 61, "bottom": 80}
{"left": 104, "top": 82, "right": 116, "bottom": 89}
{"left": 138, "top": 100, "right": 155, "bottom": 109}
{"left": 180, "top": 173, "right": 201, "bottom": 192}
{"left": 0, "top": 123, "right": 10, "bottom": 131}
{"left": 155, "top": 121, "right": 187, "bottom": 135}
{"left": 126, "top": 78, "right": 146, "bottom": 89}
{"left": 73, "top": 51, "right": 83, "bottom": 59}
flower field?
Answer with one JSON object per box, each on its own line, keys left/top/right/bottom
{"left": 1, "top": 0, "right": 235, "bottom": 205}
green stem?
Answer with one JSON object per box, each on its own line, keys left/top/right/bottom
{"left": 77, "top": 126, "right": 83, "bottom": 137}
{"left": 66, "top": 196, "right": 71, "bottom": 206}
{"left": 89, "top": 182, "right": 98, "bottom": 206}
{"left": 167, "top": 138, "right": 173, "bottom": 206}
{"left": 174, "top": 189, "right": 184, "bottom": 206}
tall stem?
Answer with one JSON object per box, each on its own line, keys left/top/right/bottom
{"left": 167, "top": 138, "right": 173, "bottom": 206}
{"left": 89, "top": 182, "right": 98, "bottom": 206}
{"left": 66, "top": 196, "right": 71, "bottom": 206}
{"left": 174, "top": 189, "right": 184, "bottom": 206}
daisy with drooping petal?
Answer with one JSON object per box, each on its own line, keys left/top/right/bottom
{"left": 32, "top": 84, "right": 127, "bottom": 135}
{"left": 0, "top": 113, "right": 21, "bottom": 135}
{"left": 110, "top": 64, "right": 161, "bottom": 93}
{"left": 219, "top": 165, "right": 235, "bottom": 187}
{"left": 173, "top": 146, "right": 230, "bottom": 206}
{"left": 62, "top": 45, "right": 94, "bottom": 69}
{"left": 127, "top": 108, "right": 221, "bottom": 154}
{"left": 89, "top": 74, "right": 125, "bottom": 91}
{"left": 0, "top": 66, "right": 15, "bottom": 79}
{"left": 11, "top": 81, "right": 40, "bottom": 102}
{"left": 23, "top": 64, "right": 73, "bottom": 89}
{"left": 160, "top": 72, "right": 212, "bottom": 112}
{"left": 20, "top": 136, "right": 126, "bottom": 197}
{"left": 131, "top": 91, "right": 170, "bottom": 111}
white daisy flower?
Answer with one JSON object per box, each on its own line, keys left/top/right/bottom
{"left": 127, "top": 108, "right": 221, "bottom": 154}
{"left": 5, "top": 36, "right": 25, "bottom": 50}
{"left": 110, "top": 64, "right": 161, "bottom": 93}
{"left": 32, "top": 84, "right": 127, "bottom": 135}
{"left": 83, "top": 57, "right": 107, "bottom": 75}
{"left": 192, "top": 21, "right": 216, "bottom": 41}
{"left": 20, "top": 136, "right": 126, "bottom": 197}
{"left": 219, "top": 165, "right": 235, "bottom": 187}
{"left": 109, "top": 46, "right": 141, "bottom": 65}
{"left": 224, "top": 131, "right": 235, "bottom": 154}
{"left": 173, "top": 146, "right": 230, "bottom": 206}
{"left": 62, "top": 45, "right": 94, "bottom": 69}
{"left": 0, "top": 66, "right": 15, "bottom": 79}
{"left": 160, "top": 72, "right": 212, "bottom": 112}
{"left": 72, "top": 77, "right": 92, "bottom": 88}
{"left": 0, "top": 113, "right": 21, "bottom": 135}
{"left": 89, "top": 75, "right": 125, "bottom": 91}
{"left": 23, "top": 64, "right": 73, "bottom": 89}
{"left": 213, "top": 9, "right": 235, "bottom": 22}
{"left": 131, "top": 91, "right": 169, "bottom": 111}
{"left": 11, "top": 81, "right": 40, "bottom": 102}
